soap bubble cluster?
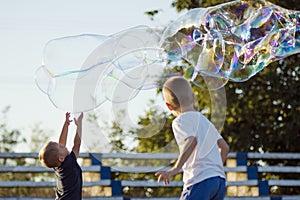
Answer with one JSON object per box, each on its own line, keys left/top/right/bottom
{"left": 35, "top": 0, "right": 299, "bottom": 156}
{"left": 160, "top": 0, "right": 300, "bottom": 88}
{"left": 36, "top": 0, "right": 300, "bottom": 113}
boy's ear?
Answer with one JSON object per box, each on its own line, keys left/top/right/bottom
{"left": 58, "top": 156, "right": 65, "bottom": 162}
{"left": 166, "top": 103, "right": 173, "bottom": 111}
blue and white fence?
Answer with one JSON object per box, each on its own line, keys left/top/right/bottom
{"left": 0, "top": 152, "right": 299, "bottom": 200}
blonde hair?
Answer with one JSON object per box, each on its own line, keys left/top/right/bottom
{"left": 162, "top": 76, "right": 194, "bottom": 110}
{"left": 39, "top": 141, "right": 60, "bottom": 168}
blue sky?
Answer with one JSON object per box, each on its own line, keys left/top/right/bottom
{"left": 0, "top": 0, "right": 183, "bottom": 151}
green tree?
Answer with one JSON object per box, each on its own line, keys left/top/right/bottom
{"left": 29, "top": 123, "right": 52, "bottom": 153}
{"left": 223, "top": 57, "right": 300, "bottom": 152}
{"left": 0, "top": 106, "right": 25, "bottom": 162}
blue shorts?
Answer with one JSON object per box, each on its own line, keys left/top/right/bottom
{"left": 180, "top": 176, "right": 226, "bottom": 200}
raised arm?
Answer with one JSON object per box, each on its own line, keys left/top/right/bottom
{"left": 155, "top": 136, "right": 197, "bottom": 185}
{"left": 59, "top": 112, "right": 72, "bottom": 146}
{"left": 72, "top": 112, "right": 83, "bottom": 158}
{"left": 217, "top": 138, "right": 230, "bottom": 164}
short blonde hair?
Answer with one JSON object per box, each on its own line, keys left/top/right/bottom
{"left": 162, "top": 76, "right": 194, "bottom": 110}
{"left": 39, "top": 141, "right": 60, "bottom": 168}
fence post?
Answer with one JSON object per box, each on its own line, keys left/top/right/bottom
{"left": 236, "top": 152, "right": 248, "bottom": 166}
{"left": 258, "top": 180, "right": 269, "bottom": 196}
{"left": 100, "top": 166, "right": 111, "bottom": 180}
{"left": 111, "top": 180, "right": 122, "bottom": 196}
{"left": 247, "top": 166, "right": 258, "bottom": 180}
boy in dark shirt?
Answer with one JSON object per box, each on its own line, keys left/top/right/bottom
{"left": 39, "top": 112, "right": 83, "bottom": 200}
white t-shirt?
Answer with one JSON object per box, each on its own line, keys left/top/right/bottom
{"left": 172, "top": 111, "right": 226, "bottom": 189}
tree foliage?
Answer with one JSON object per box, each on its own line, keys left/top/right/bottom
{"left": 0, "top": 106, "right": 25, "bottom": 155}
{"left": 223, "top": 55, "right": 300, "bottom": 152}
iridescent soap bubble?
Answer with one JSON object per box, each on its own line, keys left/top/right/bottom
{"left": 36, "top": 1, "right": 300, "bottom": 111}
{"left": 160, "top": 0, "right": 300, "bottom": 89}
{"left": 35, "top": 26, "right": 165, "bottom": 113}
{"left": 35, "top": 0, "right": 300, "bottom": 158}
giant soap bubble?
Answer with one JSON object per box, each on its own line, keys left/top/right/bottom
{"left": 35, "top": 0, "right": 299, "bottom": 155}
{"left": 160, "top": 0, "right": 300, "bottom": 88}
{"left": 36, "top": 0, "right": 300, "bottom": 112}
{"left": 35, "top": 26, "right": 165, "bottom": 113}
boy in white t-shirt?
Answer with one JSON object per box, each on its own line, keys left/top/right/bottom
{"left": 155, "top": 76, "right": 229, "bottom": 200}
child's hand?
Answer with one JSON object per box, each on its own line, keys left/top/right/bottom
{"left": 155, "top": 167, "right": 179, "bottom": 185}
{"left": 65, "top": 112, "right": 73, "bottom": 125}
{"left": 74, "top": 112, "right": 83, "bottom": 126}
{"left": 155, "top": 171, "right": 171, "bottom": 185}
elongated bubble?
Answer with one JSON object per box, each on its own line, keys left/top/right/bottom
{"left": 35, "top": 26, "right": 166, "bottom": 113}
